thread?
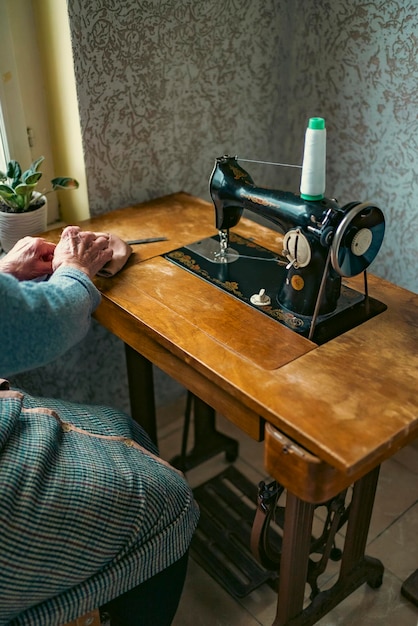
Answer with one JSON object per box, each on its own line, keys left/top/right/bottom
{"left": 239, "top": 158, "right": 302, "bottom": 169}
{"left": 300, "top": 117, "right": 326, "bottom": 201}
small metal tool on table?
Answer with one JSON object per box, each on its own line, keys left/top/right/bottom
{"left": 126, "top": 237, "right": 168, "bottom": 244}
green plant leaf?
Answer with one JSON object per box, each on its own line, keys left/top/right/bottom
{"left": 22, "top": 171, "right": 43, "bottom": 185}
{"left": 0, "top": 184, "right": 22, "bottom": 209}
{"left": 7, "top": 160, "right": 22, "bottom": 183}
{"left": 0, "top": 183, "right": 17, "bottom": 197}
{"left": 51, "top": 177, "right": 79, "bottom": 190}
{"left": 1, "top": 157, "right": 78, "bottom": 211}
{"left": 30, "top": 156, "right": 45, "bottom": 173}
{"left": 14, "top": 183, "right": 38, "bottom": 195}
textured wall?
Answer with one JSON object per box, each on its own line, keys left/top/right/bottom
{"left": 67, "top": 0, "right": 291, "bottom": 210}
{"left": 66, "top": 0, "right": 418, "bottom": 294}
{"left": 278, "top": 0, "right": 418, "bottom": 294}
{"left": 12, "top": 0, "right": 417, "bottom": 408}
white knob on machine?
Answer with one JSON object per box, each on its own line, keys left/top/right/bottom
{"left": 250, "top": 289, "right": 271, "bottom": 306}
{"left": 351, "top": 228, "right": 373, "bottom": 256}
{"left": 282, "top": 229, "right": 311, "bottom": 269}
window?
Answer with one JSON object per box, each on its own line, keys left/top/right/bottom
{"left": 0, "top": 0, "right": 89, "bottom": 224}
{"left": 0, "top": 102, "right": 10, "bottom": 172}
{"left": 0, "top": 0, "right": 63, "bottom": 223}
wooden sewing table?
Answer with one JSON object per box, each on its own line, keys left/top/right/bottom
{"left": 46, "top": 192, "right": 418, "bottom": 625}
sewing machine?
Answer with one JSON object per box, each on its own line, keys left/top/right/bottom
{"left": 166, "top": 154, "right": 387, "bottom": 343}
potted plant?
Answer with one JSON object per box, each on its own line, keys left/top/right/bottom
{"left": 0, "top": 156, "right": 79, "bottom": 252}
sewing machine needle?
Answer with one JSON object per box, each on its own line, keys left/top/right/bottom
{"left": 126, "top": 237, "right": 168, "bottom": 244}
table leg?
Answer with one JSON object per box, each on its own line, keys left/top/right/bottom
{"left": 339, "top": 465, "right": 383, "bottom": 584}
{"left": 273, "top": 493, "right": 315, "bottom": 625}
{"left": 273, "top": 466, "right": 384, "bottom": 625}
{"left": 125, "top": 344, "right": 157, "bottom": 445}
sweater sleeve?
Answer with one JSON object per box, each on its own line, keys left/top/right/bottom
{"left": 0, "top": 266, "right": 102, "bottom": 377}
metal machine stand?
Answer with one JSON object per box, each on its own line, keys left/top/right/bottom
{"left": 189, "top": 463, "right": 383, "bottom": 625}
{"left": 270, "top": 466, "right": 383, "bottom": 625}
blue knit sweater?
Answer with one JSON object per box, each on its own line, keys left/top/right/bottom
{"left": 0, "top": 267, "right": 101, "bottom": 377}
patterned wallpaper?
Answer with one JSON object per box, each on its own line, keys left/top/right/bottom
{"left": 12, "top": 0, "right": 418, "bottom": 407}
{"left": 66, "top": 0, "right": 290, "bottom": 207}
{"left": 66, "top": 0, "right": 418, "bottom": 294}
{"left": 280, "top": 0, "right": 418, "bottom": 296}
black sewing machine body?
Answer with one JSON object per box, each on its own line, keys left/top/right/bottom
{"left": 165, "top": 156, "right": 387, "bottom": 344}
{"left": 210, "top": 157, "right": 341, "bottom": 235}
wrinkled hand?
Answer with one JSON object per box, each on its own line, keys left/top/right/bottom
{"left": 0, "top": 236, "right": 56, "bottom": 280}
{"left": 52, "top": 225, "right": 113, "bottom": 279}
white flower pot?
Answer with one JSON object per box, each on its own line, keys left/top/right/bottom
{"left": 0, "top": 196, "right": 48, "bottom": 253}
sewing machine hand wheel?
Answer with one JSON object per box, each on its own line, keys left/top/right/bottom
{"left": 330, "top": 202, "right": 385, "bottom": 277}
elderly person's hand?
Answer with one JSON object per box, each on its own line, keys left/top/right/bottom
{"left": 0, "top": 236, "right": 56, "bottom": 280}
{"left": 52, "top": 225, "right": 113, "bottom": 279}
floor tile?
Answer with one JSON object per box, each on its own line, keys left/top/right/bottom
{"left": 368, "top": 502, "right": 418, "bottom": 582}
{"left": 392, "top": 440, "right": 418, "bottom": 475}
{"left": 368, "top": 458, "right": 418, "bottom": 541}
{"left": 173, "top": 559, "right": 263, "bottom": 626}
{"left": 316, "top": 569, "right": 418, "bottom": 626}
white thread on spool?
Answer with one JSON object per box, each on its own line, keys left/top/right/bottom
{"left": 300, "top": 117, "right": 326, "bottom": 201}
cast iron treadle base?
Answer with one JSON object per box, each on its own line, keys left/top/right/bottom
{"left": 191, "top": 465, "right": 280, "bottom": 598}
{"left": 191, "top": 465, "right": 384, "bottom": 623}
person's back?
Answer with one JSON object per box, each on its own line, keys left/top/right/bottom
{"left": 0, "top": 229, "right": 199, "bottom": 626}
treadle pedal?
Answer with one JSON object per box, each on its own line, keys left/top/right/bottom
{"left": 191, "top": 465, "right": 281, "bottom": 598}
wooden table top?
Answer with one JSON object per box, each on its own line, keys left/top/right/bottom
{"left": 45, "top": 192, "right": 418, "bottom": 480}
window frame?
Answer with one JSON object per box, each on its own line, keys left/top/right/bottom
{"left": 0, "top": 0, "right": 59, "bottom": 222}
